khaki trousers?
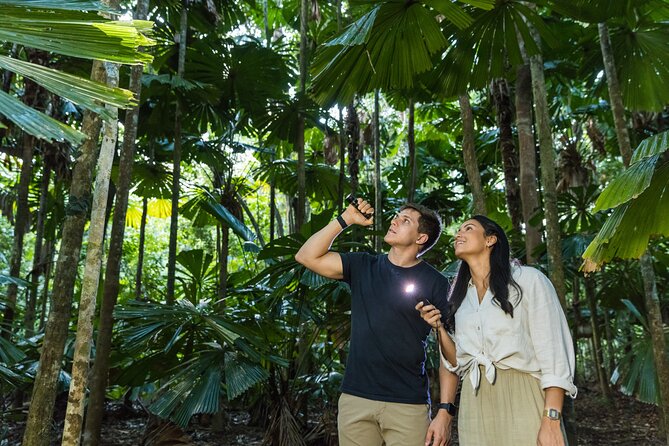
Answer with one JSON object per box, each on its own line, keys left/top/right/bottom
{"left": 337, "top": 393, "right": 430, "bottom": 446}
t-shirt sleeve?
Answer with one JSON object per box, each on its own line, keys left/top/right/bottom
{"left": 339, "top": 252, "right": 365, "bottom": 285}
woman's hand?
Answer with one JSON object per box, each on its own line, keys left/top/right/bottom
{"left": 537, "top": 418, "right": 565, "bottom": 446}
{"left": 415, "top": 302, "right": 442, "bottom": 329}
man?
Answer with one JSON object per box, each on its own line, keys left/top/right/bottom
{"left": 295, "top": 198, "right": 457, "bottom": 446}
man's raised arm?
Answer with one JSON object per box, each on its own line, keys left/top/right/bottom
{"left": 294, "top": 198, "right": 374, "bottom": 280}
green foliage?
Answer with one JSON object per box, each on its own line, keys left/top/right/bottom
{"left": 114, "top": 299, "right": 277, "bottom": 427}
{"left": 583, "top": 131, "right": 669, "bottom": 268}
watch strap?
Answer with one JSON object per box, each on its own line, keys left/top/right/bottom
{"left": 543, "top": 408, "right": 561, "bottom": 420}
{"left": 336, "top": 215, "right": 348, "bottom": 230}
{"left": 437, "top": 402, "right": 457, "bottom": 416}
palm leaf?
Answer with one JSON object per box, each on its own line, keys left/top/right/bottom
{"left": 310, "top": 1, "right": 448, "bottom": 106}
{"left": 593, "top": 154, "right": 659, "bottom": 211}
{"left": 0, "top": 0, "right": 111, "bottom": 10}
{"left": 613, "top": 23, "right": 669, "bottom": 111}
{"left": 0, "top": 7, "right": 153, "bottom": 64}
{"left": 0, "top": 55, "right": 135, "bottom": 119}
{"left": 434, "top": 1, "right": 553, "bottom": 96}
{"left": 224, "top": 351, "right": 269, "bottom": 400}
{"left": 582, "top": 162, "right": 669, "bottom": 268}
{"left": 0, "top": 90, "right": 86, "bottom": 145}
{"left": 631, "top": 129, "right": 669, "bottom": 164}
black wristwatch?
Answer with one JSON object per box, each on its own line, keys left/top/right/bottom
{"left": 437, "top": 402, "right": 457, "bottom": 416}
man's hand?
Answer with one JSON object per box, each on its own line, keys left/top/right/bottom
{"left": 340, "top": 198, "right": 374, "bottom": 227}
{"left": 424, "top": 410, "right": 452, "bottom": 446}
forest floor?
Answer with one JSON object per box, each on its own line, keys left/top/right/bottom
{"left": 2, "top": 382, "right": 663, "bottom": 445}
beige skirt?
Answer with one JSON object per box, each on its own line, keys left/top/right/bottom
{"left": 458, "top": 367, "right": 567, "bottom": 446}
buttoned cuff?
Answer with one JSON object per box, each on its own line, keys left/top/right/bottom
{"left": 540, "top": 374, "right": 578, "bottom": 398}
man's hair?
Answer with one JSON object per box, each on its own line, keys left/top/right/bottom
{"left": 400, "top": 203, "right": 442, "bottom": 255}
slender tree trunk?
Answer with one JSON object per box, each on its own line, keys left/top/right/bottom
{"left": 584, "top": 276, "right": 612, "bottom": 400}
{"left": 346, "top": 103, "right": 360, "bottom": 191}
{"left": 598, "top": 23, "right": 632, "bottom": 166}
{"left": 407, "top": 99, "right": 417, "bottom": 203}
{"left": 83, "top": 1, "right": 148, "bottom": 439}
{"left": 135, "top": 197, "right": 148, "bottom": 300}
{"left": 37, "top": 240, "right": 54, "bottom": 331}
{"left": 24, "top": 163, "right": 51, "bottom": 338}
{"left": 528, "top": 25, "right": 567, "bottom": 308}
{"left": 603, "top": 308, "right": 615, "bottom": 376}
{"left": 515, "top": 63, "right": 541, "bottom": 263}
{"left": 491, "top": 78, "right": 522, "bottom": 231}
{"left": 23, "top": 62, "right": 105, "bottom": 446}
{"left": 167, "top": 2, "right": 188, "bottom": 303}
{"left": 25, "top": 164, "right": 51, "bottom": 337}
{"left": 458, "top": 94, "right": 486, "bottom": 215}
{"left": 238, "top": 192, "right": 265, "bottom": 247}
{"left": 295, "top": 0, "right": 308, "bottom": 228}
{"left": 337, "top": 106, "right": 346, "bottom": 212}
{"left": 62, "top": 60, "right": 119, "bottom": 446}
{"left": 2, "top": 133, "right": 35, "bottom": 338}
{"left": 640, "top": 254, "right": 669, "bottom": 445}
{"left": 218, "top": 224, "right": 229, "bottom": 303}
{"left": 373, "top": 90, "right": 382, "bottom": 252}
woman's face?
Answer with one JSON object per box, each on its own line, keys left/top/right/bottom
{"left": 454, "top": 219, "right": 494, "bottom": 259}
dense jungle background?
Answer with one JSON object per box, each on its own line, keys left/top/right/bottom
{"left": 1, "top": 0, "right": 669, "bottom": 445}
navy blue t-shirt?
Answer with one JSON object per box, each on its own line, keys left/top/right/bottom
{"left": 339, "top": 252, "right": 450, "bottom": 404}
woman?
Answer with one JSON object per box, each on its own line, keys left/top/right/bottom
{"left": 417, "top": 215, "right": 576, "bottom": 446}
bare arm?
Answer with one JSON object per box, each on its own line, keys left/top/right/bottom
{"left": 425, "top": 359, "right": 459, "bottom": 446}
{"left": 537, "top": 387, "right": 566, "bottom": 446}
{"left": 416, "top": 302, "right": 457, "bottom": 365}
{"left": 294, "top": 199, "right": 374, "bottom": 280}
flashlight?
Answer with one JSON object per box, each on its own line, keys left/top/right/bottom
{"left": 345, "top": 194, "right": 373, "bottom": 219}
{"left": 405, "top": 283, "right": 430, "bottom": 305}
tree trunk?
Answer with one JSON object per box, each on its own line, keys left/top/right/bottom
{"left": 37, "top": 240, "right": 54, "bottom": 331}
{"left": 491, "top": 78, "right": 522, "bottom": 231}
{"left": 135, "top": 197, "right": 148, "bottom": 301}
{"left": 2, "top": 133, "right": 35, "bottom": 338}
{"left": 407, "top": 99, "right": 417, "bottom": 203}
{"left": 83, "top": 1, "right": 148, "bottom": 439}
{"left": 598, "top": 23, "right": 632, "bottom": 166}
{"left": 24, "top": 164, "right": 51, "bottom": 337}
{"left": 167, "top": 2, "right": 188, "bottom": 304}
{"left": 528, "top": 25, "right": 567, "bottom": 309}
{"left": 218, "top": 224, "right": 229, "bottom": 303}
{"left": 458, "top": 94, "right": 486, "bottom": 215}
{"left": 640, "top": 253, "right": 669, "bottom": 445}
{"left": 295, "top": 0, "right": 308, "bottom": 228}
{"left": 515, "top": 63, "right": 541, "bottom": 263}
{"left": 346, "top": 103, "right": 360, "bottom": 192}
{"left": 23, "top": 62, "right": 105, "bottom": 446}
{"left": 62, "top": 61, "right": 119, "bottom": 446}
{"left": 373, "top": 90, "right": 382, "bottom": 252}
{"left": 337, "top": 106, "right": 346, "bottom": 212}
{"left": 584, "top": 275, "right": 612, "bottom": 400}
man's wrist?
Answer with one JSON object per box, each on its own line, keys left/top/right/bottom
{"left": 437, "top": 402, "right": 457, "bottom": 417}
{"left": 336, "top": 215, "right": 348, "bottom": 230}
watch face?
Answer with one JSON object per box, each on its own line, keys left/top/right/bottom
{"left": 548, "top": 409, "right": 560, "bottom": 420}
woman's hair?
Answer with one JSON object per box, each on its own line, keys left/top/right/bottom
{"left": 446, "top": 215, "right": 522, "bottom": 333}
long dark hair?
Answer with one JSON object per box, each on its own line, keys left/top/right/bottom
{"left": 446, "top": 215, "right": 521, "bottom": 333}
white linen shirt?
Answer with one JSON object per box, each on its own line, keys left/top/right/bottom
{"left": 443, "top": 265, "right": 577, "bottom": 397}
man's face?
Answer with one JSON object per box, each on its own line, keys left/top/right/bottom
{"left": 383, "top": 208, "right": 426, "bottom": 248}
